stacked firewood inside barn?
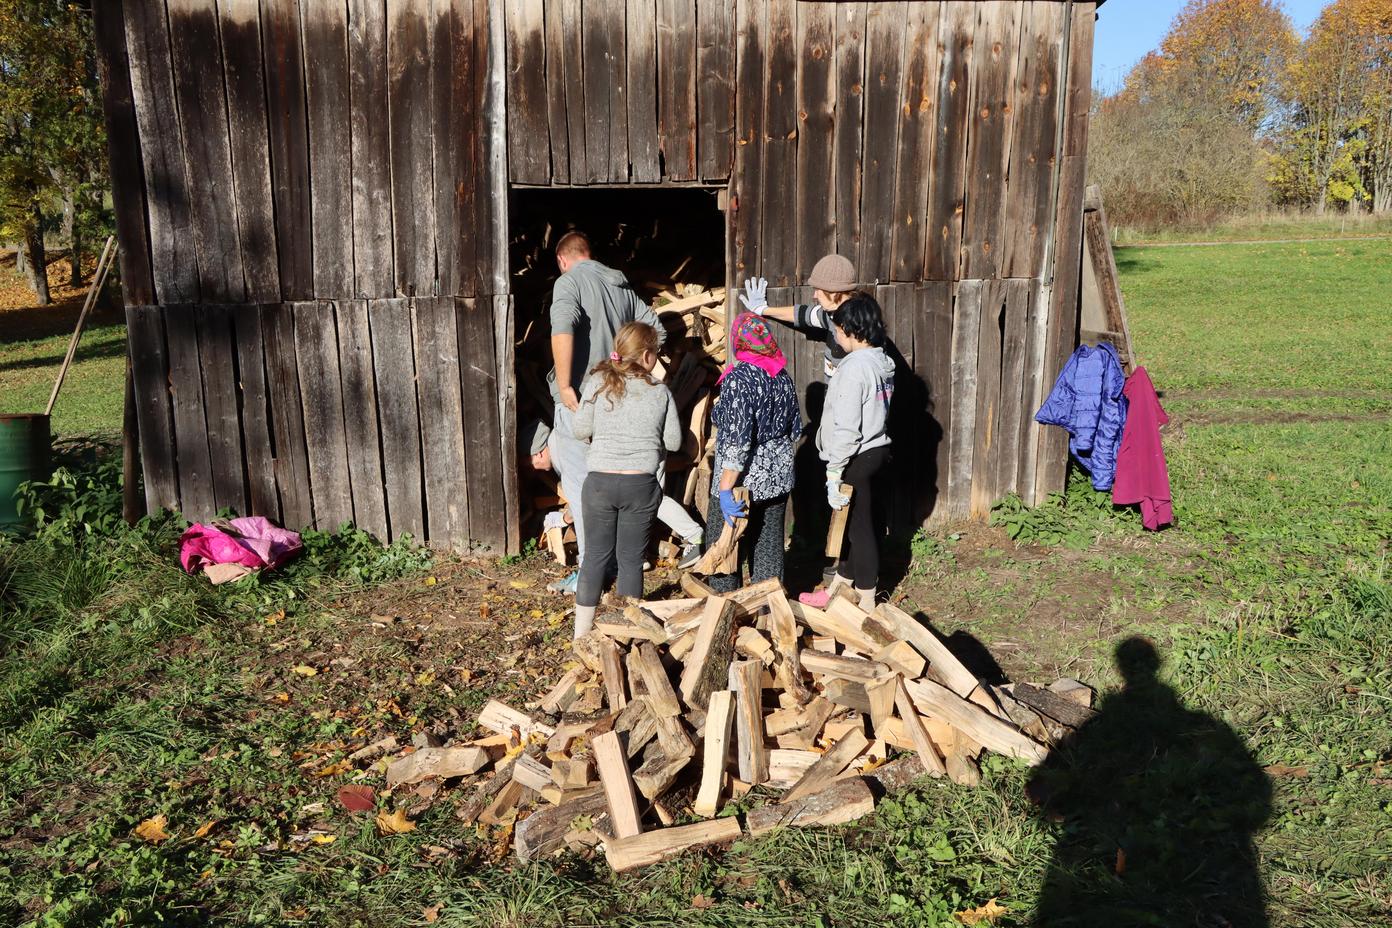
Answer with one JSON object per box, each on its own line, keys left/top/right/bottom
{"left": 510, "top": 189, "right": 731, "bottom": 563}
{"left": 384, "top": 577, "right": 1094, "bottom": 872}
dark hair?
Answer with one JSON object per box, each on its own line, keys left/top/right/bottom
{"left": 555, "top": 230, "right": 592, "bottom": 259}
{"left": 829, "top": 295, "right": 887, "bottom": 348}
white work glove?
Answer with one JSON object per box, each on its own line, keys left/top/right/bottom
{"left": 826, "top": 473, "right": 850, "bottom": 511}
{"left": 739, "top": 277, "right": 769, "bottom": 315}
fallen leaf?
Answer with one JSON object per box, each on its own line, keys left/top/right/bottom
{"left": 134, "top": 815, "right": 170, "bottom": 844}
{"left": 310, "top": 833, "right": 337, "bottom": 844}
{"left": 423, "top": 904, "right": 442, "bottom": 923}
{"left": 376, "top": 807, "right": 417, "bottom": 835}
{"left": 265, "top": 609, "right": 284, "bottom": 625}
{"left": 315, "top": 760, "right": 352, "bottom": 777}
{"left": 272, "top": 692, "right": 291, "bottom": 703}
{"left": 509, "top": 580, "right": 533, "bottom": 589}
{"left": 692, "top": 895, "right": 715, "bottom": 909}
{"left": 415, "top": 670, "right": 435, "bottom": 686}
{"left": 955, "top": 898, "right": 1007, "bottom": 925}
{"left": 336, "top": 784, "right": 376, "bottom": 813}
{"left": 1264, "top": 764, "right": 1309, "bottom": 779}
{"left": 423, "top": 576, "right": 438, "bottom": 587}
{"left": 292, "top": 665, "right": 318, "bottom": 677}
{"left": 194, "top": 820, "right": 218, "bottom": 839}
{"left": 457, "top": 668, "right": 472, "bottom": 683}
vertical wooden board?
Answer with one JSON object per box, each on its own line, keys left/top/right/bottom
{"left": 1002, "top": 1, "right": 1062, "bottom": 279}
{"left": 994, "top": 279, "right": 1030, "bottom": 497}
{"left": 762, "top": 0, "right": 797, "bottom": 287}
{"left": 336, "top": 300, "right": 390, "bottom": 539}
{"left": 626, "top": 0, "right": 660, "bottom": 182}
{"left": 122, "top": 0, "right": 198, "bottom": 304}
{"left": 294, "top": 303, "right": 356, "bottom": 530}
{"left": 303, "top": 0, "right": 355, "bottom": 297}
{"left": 435, "top": 0, "right": 481, "bottom": 298}
{"left": 478, "top": 0, "right": 508, "bottom": 295}
{"left": 542, "top": 0, "right": 570, "bottom": 183}
{"left": 1035, "top": 3, "right": 1094, "bottom": 503}
{"left": 92, "top": 0, "right": 156, "bottom": 305}
{"left": 387, "top": 0, "right": 436, "bottom": 296}
{"left": 924, "top": 1, "right": 975, "bottom": 282}
{"left": 945, "top": 280, "right": 981, "bottom": 521}
{"left": 915, "top": 281, "right": 953, "bottom": 524}
{"left": 261, "top": 0, "right": 314, "bottom": 301}
{"left": 349, "top": 0, "right": 396, "bottom": 298}
{"left": 889, "top": 3, "right": 942, "bottom": 282}
{"left": 969, "top": 281, "right": 1005, "bottom": 518}
{"left": 578, "top": 0, "right": 624, "bottom": 182}
{"left": 857, "top": 2, "right": 906, "bottom": 284}
{"left": 457, "top": 298, "right": 507, "bottom": 548}
{"left": 218, "top": 0, "right": 280, "bottom": 302}
{"left": 411, "top": 297, "right": 470, "bottom": 546}
{"left": 603, "top": 0, "right": 629, "bottom": 182}
{"left": 731, "top": 0, "right": 765, "bottom": 279}
{"left": 960, "top": 1, "right": 1019, "bottom": 281}
{"left": 369, "top": 299, "right": 426, "bottom": 540}
{"left": 657, "top": 0, "right": 697, "bottom": 181}
{"left": 261, "top": 303, "right": 315, "bottom": 528}
{"left": 232, "top": 308, "right": 280, "bottom": 520}
{"left": 556, "top": 0, "right": 586, "bottom": 184}
{"left": 197, "top": 306, "right": 249, "bottom": 515}
{"left": 831, "top": 3, "right": 866, "bottom": 268}
{"left": 795, "top": 2, "right": 835, "bottom": 281}
{"left": 125, "top": 305, "right": 179, "bottom": 513}
{"left": 1016, "top": 277, "right": 1048, "bottom": 502}
{"left": 697, "top": 0, "right": 736, "bottom": 181}
{"left": 505, "top": 0, "right": 550, "bottom": 183}
{"left": 163, "top": 309, "right": 216, "bottom": 520}
{"left": 494, "top": 294, "right": 521, "bottom": 552}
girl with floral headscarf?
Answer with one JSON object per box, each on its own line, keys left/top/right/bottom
{"left": 701, "top": 312, "right": 802, "bottom": 592}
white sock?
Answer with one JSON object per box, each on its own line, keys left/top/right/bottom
{"left": 573, "top": 605, "right": 596, "bottom": 640}
{"left": 855, "top": 587, "right": 876, "bottom": 612}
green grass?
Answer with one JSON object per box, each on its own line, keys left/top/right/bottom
{"left": 1111, "top": 211, "right": 1392, "bottom": 244}
{"left": 0, "top": 321, "right": 127, "bottom": 436}
{"left": 2, "top": 236, "right": 1391, "bottom": 926}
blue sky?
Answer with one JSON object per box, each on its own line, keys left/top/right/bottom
{"left": 1093, "top": 0, "right": 1330, "bottom": 94}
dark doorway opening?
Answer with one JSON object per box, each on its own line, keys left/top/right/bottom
{"left": 508, "top": 185, "right": 727, "bottom": 554}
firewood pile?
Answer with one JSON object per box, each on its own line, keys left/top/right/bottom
{"left": 417, "top": 576, "right": 1094, "bottom": 873}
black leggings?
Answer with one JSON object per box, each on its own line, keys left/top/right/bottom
{"left": 578, "top": 472, "right": 661, "bottom": 607}
{"left": 702, "top": 493, "right": 788, "bottom": 594}
{"left": 836, "top": 446, "right": 890, "bottom": 591}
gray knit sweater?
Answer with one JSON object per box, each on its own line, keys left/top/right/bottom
{"left": 573, "top": 376, "right": 683, "bottom": 475}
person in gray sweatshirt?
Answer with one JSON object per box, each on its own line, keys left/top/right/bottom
{"left": 545, "top": 231, "right": 666, "bottom": 594}
{"left": 799, "top": 295, "right": 896, "bottom": 612}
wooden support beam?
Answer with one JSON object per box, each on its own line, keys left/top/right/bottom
{"left": 693, "top": 689, "right": 734, "bottom": 817}
{"left": 748, "top": 776, "right": 875, "bottom": 836}
{"left": 603, "top": 817, "right": 742, "bottom": 873}
{"left": 678, "top": 596, "right": 738, "bottom": 711}
{"left": 730, "top": 660, "right": 769, "bottom": 785}
{"left": 591, "top": 730, "right": 643, "bottom": 838}
{"left": 781, "top": 727, "right": 869, "bottom": 804}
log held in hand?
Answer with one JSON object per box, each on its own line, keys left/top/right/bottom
{"left": 825, "top": 484, "right": 854, "bottom": 558}
{"left": 690, "top": 486, "right": 749, "bottom": 575}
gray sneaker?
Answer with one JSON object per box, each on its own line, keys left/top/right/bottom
{"left": 546, "top": 570, "right": 579, "bottom": 595}
{"left": 678, "top": 542, "right": 702, "bottom": 570}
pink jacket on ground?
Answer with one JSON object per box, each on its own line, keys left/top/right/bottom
{"left": 1111, "top": 367, "right": 1174, "bottom": 531}
{"left": 179, "top": 516, "right": 303, "bottom": 573}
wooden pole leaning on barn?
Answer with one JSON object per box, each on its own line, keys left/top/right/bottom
{"left": 824, "top": 484, "right": 855, "bottom": 558}
{"left": 45, "top": 235, "right": 117, "bottom": 417}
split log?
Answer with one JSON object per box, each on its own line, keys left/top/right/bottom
{"left": 729, "top": 660, "right": 769, "bottom": 785}
{"left": 748, "top": 776, "right": 875, "bottom": 837}
{"left": 824, "top": 678, "right": 871, "bottom": 713}
{"left": 874, "top": 641, "right": 927, "bottom": 679}
{"left": 633, "top": 642, "right": 683, "bottom": 718}
{"left": 550, "top": 757, "right": 592, "bottom": 790}
{"left": 800, "top": 650, "right": 892, "bottom": 683}
{"left": 903, "top": 678, "right": 1049, "bottom": 764}
{"left": 479, "top": 778, "right": 528, "bottom": 825}
{"left": 614, "top": 696, "right": 659, "bottom": 759}
{"left": 781, "top": 727, "right": 870, "bottom": 804}
{"left": 865, "top": 675, "right": 897, "bottom": 737}
{"left": 678, "top": 596, "right": 738, "bottom": 711}
{"left": 591, "top": 730, "right": 643, "bottom": 838}
{"left": 478, "top": 700, "right": 556, "bottom": 740}
{"left": 735, "top": 626, "right": 775, "bottom": 666}
{"left": 690, "top": 487, "right": 749, "bottom": 575}
{"left": 1009, "top": 682, "right": 1097, "bottom": 730}
{"left": 632, "top": 742, "right": 695, "bottom": 800}
{"left": 1048, "top": 677, "right": 1095, "bottom": 708}
{"left": 767, "top": 589, "right": 813, "bottom": 704}
{"left": 679, "top": 572, "right": 719, "bottom": 598}
{"left": 512, "top": 754, "right": 554, "bottom": 792}
{"left": 892, "top": 677, "right": 947, "bottom": 777}
{"left": 824, "top": 483, "right": 854, "bottom": 557}
{"left": 385, "top": 746, "right": 489, "bottom": 787}
{"left": 873, "top": 603, "right": 980, "bottom": 697}
{"left": 766, "top": 748, "right": 819, "bottom": 788}
{"left": 514, "top": 787, "right": 609, "bottom": 862}
{"left": 598, "top": 637, "right": 628, "bottom": 711}
{"left": 603, "top": 817, "right": 742, "bottom": 873}
{"left": 538, "top": 667, "right": 588, "bottom": 714}
{"left": 946, "top": 750, "right": 982, "bottom": 786}
{"left": 693, "top": 689, "right": 735, "bottom": 817}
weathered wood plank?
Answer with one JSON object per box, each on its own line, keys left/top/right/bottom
{"left": 196, "top": 305, "right": 248, "bottom": 515}
{"left": 857, "top": 1, "right": 906, "bottom": 284}
{"left": 294, "top": 303, "right": 355, "bottom": 530}
{"left": 370, "top": 297, "right": 423, "bottom": 545}
{"left": 1002, "top": 1, "right": 1062, "bottom": 279}
{"left": 916, "top": 280, "right": 954, "bottom": 524}
{"left": 163, "top": 309, "right": 215, "bottom": 519}
{"left": 657, "top": 0, "right": 697, "bottom": 181}
{"left": 166, "top": 0, "right": 244, "bottom": 302}
{"left": 349, "top": 0, "right": 395, "bottom": 298}
{"left": 994, "top": 278, "right": 1030, "bottom": 498}
{"left": 412, "top": 297, "right": 470, "bottom": 546}
{"left": 904, "top": 677, "right": 1048, "bottom": 764}
{"left": 697, "top": 0, "right": 736, "bottom": 181}
{"left": 961, "top": 1, "right": 1019, "bottom": 281}
{"left": 831, "top": 3, "right": 866, "bottom": 264}
{"left": 261, "top": 303, "right": 314, "bottom": 528}
{"left": 335, "top": 300, "right": 389, "bottom": 539}
{"left": 732, "top": 0, "right": 765, "bottom": 279}
{"left": 232, "top": 309, "right": 279, "bottom": 520}
{"left": 92, "top": 0, "right": 155, "bottom": 305}
{"left": 388, "top": 0, "right": 436, "bottom": 295}
{"left": 626, "top": 0, "right": 660, "bottom": 182}
{"left": 218, "top": 0, "right": 280, "bottom": 302}
{"left": 924, "top": 1, "right": 975, "bottom": 281}
{"left": 945, "top": 279, "right": 981, "bottom": 520}
{"left": 435, "top": 0, "right": 481, "bottom": 297}
{"left": 889, "top": 2, "right": 942, "bottom": 282}
{"left": 554, "top": 0, "right": 586, "bottom": 185}
{"left": 505, "top": 0, "right": 550, "bottom": 183}
{"left": 125, "top": 306, "right": 179, "bottom": 513}
{"left": 761, "top": 0, "right": 798, "bottom": 286}
{"left": 260, "top": 0, "right": 313, "bottom": 301}
{"left": 122, "top": 0, "right": 198, "bottom": 303}
{"left": 970, "top": 280, "right": 1005, "bottom": 517}
{"left": 1017, "top": 277, "right": 1048, "bottom": 501}
{"left": 303, "top": 0, "right": 355, "bottom": 297}
{"left": 795, "top": 1, "right": 835, "bottom": 281}
{"left": 541, "top": 0, "right": 570, "bottom": 183}
{"left": 459, "top": 297, "right": 507, "bottom": 547}
{"left": 601, "top": 0, "right": 629, "bottom": 182}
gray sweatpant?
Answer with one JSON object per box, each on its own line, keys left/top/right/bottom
{"left": 577, "top": 472, "right": 662, "bottom": 607}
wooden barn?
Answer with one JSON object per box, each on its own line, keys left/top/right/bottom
{"left": 93, "top": 0, "right": 1101, "bottom": 553}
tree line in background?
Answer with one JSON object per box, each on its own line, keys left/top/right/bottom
{"left": 1090, "top": 0, "right": 1392, "bottom": 229}
{"left": 0, "top": 0, "right": 106, "bottom": 305}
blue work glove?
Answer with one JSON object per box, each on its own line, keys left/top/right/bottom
{"left": 826, "top": 476, "right": 850, "bottom": 511}
{"left": 739, "top": 277, "right": 769, "bottom": 315}
{"left": 718, "top": 489, "right": 748, "bottom": 526}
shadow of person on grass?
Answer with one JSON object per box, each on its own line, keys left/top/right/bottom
{"left": 1028, "top": 637, "right": 1271, "bottom": 928}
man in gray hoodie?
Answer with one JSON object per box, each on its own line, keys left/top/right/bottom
{"left": 545, "top": 231, "right": 666, "bottom": 593}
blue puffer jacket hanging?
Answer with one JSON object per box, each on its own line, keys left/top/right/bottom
{"left": 1035, "top": 342, "right": 1128, "bottom": 490}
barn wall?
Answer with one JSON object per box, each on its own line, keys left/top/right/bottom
{"left": 96, "top": 0, "right": 1095, "bottom": 548}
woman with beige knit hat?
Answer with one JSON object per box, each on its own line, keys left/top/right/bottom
{"left": 739, "top": 254, "right": 861, "bottom": 378}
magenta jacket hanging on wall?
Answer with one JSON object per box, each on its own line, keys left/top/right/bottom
{"left": 1111, "top": 367, "right": 1174, "bottom": 531}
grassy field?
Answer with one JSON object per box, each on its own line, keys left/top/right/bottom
{"left": 1, "top": 240, "right": 1389, "bottom": 927}
{"left": 1111, "top": 211, "right": 1392, "bottom": 244}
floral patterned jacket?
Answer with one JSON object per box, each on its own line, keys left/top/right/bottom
{"left": 710, "top": 363, "right": 801, "bottom": 502}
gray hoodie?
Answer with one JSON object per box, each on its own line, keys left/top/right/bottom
{"left": 816, "top": 346, "right": 895, "bottom": 474}
{"left": 546, "top": 259, "right": 665, "bottom": 402}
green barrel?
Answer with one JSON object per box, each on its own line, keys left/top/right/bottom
{"left": 0, "top": 414, "right": 52, "bottom": 528}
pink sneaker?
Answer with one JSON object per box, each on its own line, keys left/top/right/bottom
{"left": 798, "top": 589, "right": 833, "bottom": 608}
